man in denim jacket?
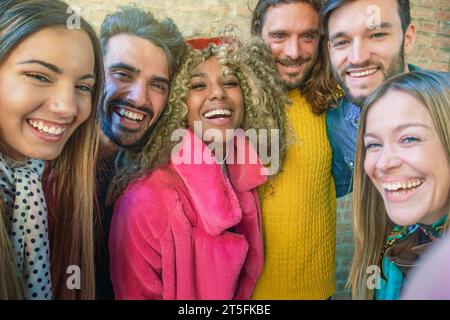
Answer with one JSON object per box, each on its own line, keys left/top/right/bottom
{"left": 321, "top": 0, "right": 419, "bottom": 197}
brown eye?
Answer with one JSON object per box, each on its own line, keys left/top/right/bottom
{"left": 191, "top": 82, "right": 206, "bottom": 90}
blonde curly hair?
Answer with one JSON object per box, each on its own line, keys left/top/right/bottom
{"left": 110, "top": 36, "right": 289, "bottom": 201}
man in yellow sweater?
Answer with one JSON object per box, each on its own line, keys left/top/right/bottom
{"left": 250, "top": 0, "right": 340, "bottom": 299}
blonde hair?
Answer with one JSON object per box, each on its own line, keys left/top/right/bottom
{"left": 0, "top": 0, "right": 104, "bottom": 299}
{"left": 349, "top": 70, "right": 450, "bottom": 299}
{"left": 110, "top": 37, "right": 289, "bottom": 201}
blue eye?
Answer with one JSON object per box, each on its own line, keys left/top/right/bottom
{"left": 402, "top": 136, "right": 419, "bottom": 144}
{"left": 365, "top": 142, "right": 381, "bottom": 149}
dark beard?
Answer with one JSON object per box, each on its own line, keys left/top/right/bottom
{"left": 278, "top": 56, "right": 314, "bottom": 90}
{"left": 333, "top": 45, "right": 406, "bottom": 107}
{"left": 100, "top": 110, "right": 156, "bottom": 153}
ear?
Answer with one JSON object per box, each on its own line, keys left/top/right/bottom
{"left": 403, "top": 23, "right": 416, "bottom": 56}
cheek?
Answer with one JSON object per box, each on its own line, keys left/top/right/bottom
{"left": 105, "top": 79, "right": 126, "bottom": 101}
{"left": 330, "top": 50, "right": 346, "bottom": 69}
{"left": 185, "top": 95, "right": 201, "bottom": 127}
{"left": 151, "top": 93, "right": 169, "bottom": 114}
{"left": 233, "top": 93, "right": 244, "bottom": 124}
{"left": 364, "top": 154, "right": 377, "bottom": 182}
{"left": 303, "top": 41, "right": 318, "bottom": 57}
{"left": 268, "top": 43, "right": 284, "bottom": 58}
{"left": 77, "top": 98, "right": 93, "bottom": 124}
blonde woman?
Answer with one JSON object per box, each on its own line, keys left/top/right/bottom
{"left": 108, "top": 37, "right": 288, "bottom": 299}
{"left": 349, "top": 70, "right": 450, "bottom": 300}
{"left": 0, "top": 0, "right": 103, "bottom": 299}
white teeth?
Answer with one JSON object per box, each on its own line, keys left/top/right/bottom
{"left": 118, "top": 108, "right": 144, "bottom": 121}
{"left": 349, "top": 68, "right": 378, "bottom": 77}
{"left": 28, "top": 120, "right": 66, "bottom": 136}
{"left": 382, "top": 180, "right": 424, "bottom": 191}
{"left": 204, "top": 109, "right": 232, "bottom": 119}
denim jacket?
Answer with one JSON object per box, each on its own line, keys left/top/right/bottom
{"left": 326, "top": 64, "right": 421, "bottom": 198}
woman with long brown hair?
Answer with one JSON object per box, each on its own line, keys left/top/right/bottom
{"left": 0, "top": 0, "right": 103, "bottom": 299}
{"left": 349, "top": 70, "right": 450, "bottom": 299}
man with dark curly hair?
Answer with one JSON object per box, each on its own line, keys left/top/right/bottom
{"left": 251, "top": 0, "right": 340, "bottom": 300}
{"left": 96, "top": 6, "right": 186, "bottom": 299}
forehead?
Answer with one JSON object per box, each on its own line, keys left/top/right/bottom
{"left": 192, "top": 57, "right": 232, "bottom": 75}
{"left": 105, "top": 34, "right": 169, "bottom": 76}
{"left": 366, "top": 90, "right": 433, "bottom": 131}
{"left": 3, "top": 26, "right": 94, "bottom": 75}
{"left": 262, "top": 2, "right": 319, "bottom": 32}
{"left": 328, "top": 0, "right": 402, "bottom": 36}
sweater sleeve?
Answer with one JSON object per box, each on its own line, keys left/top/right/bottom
{"left": 108, "top": 183, "right": 174, "bottom": 300}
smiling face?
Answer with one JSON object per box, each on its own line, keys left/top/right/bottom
{"left": 0, "top": 27, "right": 95, "bottom": 161}
{"left": 364, "top": 90, "right": 450, "bottom": 226}
{"left": 186, "top": 57, "right": 244, "bottom": 145}
{"left": 327, "top": 0, "right": 416, "bottom": 106}
{"left": 101, "top": 34, "right": 170, "bottom": 149}
{"left": 261, "top": 2, "right": 319, "bottom": 89}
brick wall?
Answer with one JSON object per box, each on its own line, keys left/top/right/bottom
{"left": 66, "top": 0, "right": 449, "bottom": 71}
{"left": 410, "top": 0, "right": 449, "bottom": 70}
{"left": 63, "top": 0, "right": 448, "bottom": 299}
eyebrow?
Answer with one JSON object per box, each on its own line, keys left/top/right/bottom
{"left": 153, "top": 76, "right": 170, "bottom": 87}
{"left": 109, "top": 62, "right": 141, "bottom": 74}
{"left": 191, "top": 73, "right": 206, "bottom": 78}
{"left": 364, "top": 123, "right": 431, "bottom": 138}
{"left": 268, "top": 28, "right": 319, "bottom": 37}
{"left": 329, "top": 22, "right": 393, "bottom": 42}
{"left": 18, "top": 59, "right": 62, "bottom": 74}
{"left": 19, "top": 59, "right": 95, "bottom": 81}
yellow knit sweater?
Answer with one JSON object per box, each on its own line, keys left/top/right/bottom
{"left": 252, "top": 89, "right": 336, "bottom": 300}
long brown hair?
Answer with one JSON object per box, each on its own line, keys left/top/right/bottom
{"left": 0, "top": 0, "right": 104, "bottom": 299}
{"left": 349, "top": 71, "right": 450, "bottom": 299}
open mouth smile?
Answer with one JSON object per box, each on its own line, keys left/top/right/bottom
{"left": 346, "top": 67, "right": 379, "bottom": 78}
{"left": 203, "top": 109, "right": 232, "bottom": 120}
{"left": 113, "top": 105, "right": 150, "bottom": 126}
{"left": 381, "top": 178, "right": 425, "bottom": 201}
{"left": 26, "top": 119, "right": 69, "bottom": 137}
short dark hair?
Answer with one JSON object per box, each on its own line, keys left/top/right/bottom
{"left": 99, "top": 6, "right": 187, "bottom": 77}
{"left": 251, "top": 0, "right": 322, "bottom": 36}
{"left": 320, "top": 0, "right": 411, "bottom": 35}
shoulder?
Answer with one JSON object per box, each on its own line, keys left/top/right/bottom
{"left": 326, "top": 97, "right": 345, "bottom": 117}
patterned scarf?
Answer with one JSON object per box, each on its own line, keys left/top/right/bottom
{"left": 0, "top": 153, "right": 52, "bottom": 300}
{"left": 380, "top": 214, "right": 448, "bottom": 278}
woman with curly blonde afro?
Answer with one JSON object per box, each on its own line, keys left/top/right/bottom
{"left": 108, "top": 36, "right": 288, "bottom": 299}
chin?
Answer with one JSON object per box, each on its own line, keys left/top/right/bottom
{"left": 28, "top": 151, "right": 60, "bottom": 161}
{"left": 386, "top": 209, "right": 424, "bottom": 227}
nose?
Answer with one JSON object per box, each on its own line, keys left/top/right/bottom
{"left": 208, "top": 82, "right": 226, "bottom": 101}
{"left": 375, "top": 146, "right": 403, "bottom": 173}
{"left": 127, "top": 80, "right": 148, "bottom": 107}
{"left": 48, "top": 85, "right": 78, "bottom": 119}
{"left": 284, "top": 37, "right": 301, "bottom": 60}
{"left": 348, "top": 39, "right": 370, "bottom": 65}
